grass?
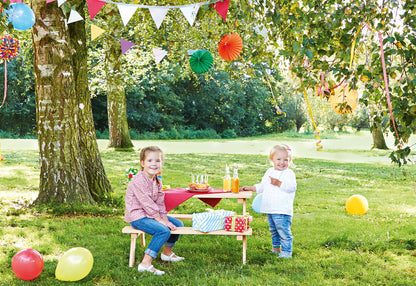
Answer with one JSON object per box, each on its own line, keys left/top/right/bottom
{"left": 1, "top": 134, "right": 416, "bottom": 285}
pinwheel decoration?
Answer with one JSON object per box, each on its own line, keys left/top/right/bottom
{"left": 189, "top": 50, "right": 213, "bottom": 74}
{"left": 0, "top": 35, "right": 20, "bottom": 108}
{"left": 218, "top": 33, "right": 243, "bottom": 61}
{"left": 330, "top": 85, "right": 358, "bottom": 114}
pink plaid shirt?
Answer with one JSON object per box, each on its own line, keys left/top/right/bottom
{"left": 124, "top": 171, "right": 167, "bottom": 223}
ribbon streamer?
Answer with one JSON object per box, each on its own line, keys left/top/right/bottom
{"left": 349, "top": 23, "right": 364, "bottom": 69}
{"left": 303, "top": 87, "right": 323, "bottom": 151}
{"left": 0, "top": 61, "right": 7, "bottom": 108}
{"left": 378, "top": 31, "right": 400, "bottom": 142}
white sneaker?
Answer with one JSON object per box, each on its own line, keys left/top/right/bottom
{"left": 161, "top": 252, "right": 185, "bottom": 262}
{"left": 137, "top": 263, "right": 165, "bottom": 275}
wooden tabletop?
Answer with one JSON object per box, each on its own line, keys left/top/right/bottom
{"left": 192, "top": 191, "right": 253, "bottom": 199}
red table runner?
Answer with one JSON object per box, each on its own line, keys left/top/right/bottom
{"left": 164, "top": 188, "right": 225, "bottom": 212}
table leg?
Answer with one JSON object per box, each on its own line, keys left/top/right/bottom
{"left": 129, "top": 233, "right": 138, "bottom": 267}
{"left": 242, "top": 235, "right": 247, "bottom": 265}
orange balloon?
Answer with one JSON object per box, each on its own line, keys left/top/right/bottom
{"left": 330, "top": 85, "right": 358, "bottom": 114}
{"left": 218, "top": 33, "right": 243, "bottom": 61}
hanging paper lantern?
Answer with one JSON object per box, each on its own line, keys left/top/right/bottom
{"left": 330, "top": 85, "right": 358, "bottom": 114}
{"left": 0, "top": 35, "right": 20, "bottom": 61}
{"left": 189, "top": 50, "right": 213, "bottom": 74}
{"left": 218, "top": 33, "right": 243, "bottom": 61}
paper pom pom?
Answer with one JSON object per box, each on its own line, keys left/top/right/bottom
{"left": 0, "top": 35, "right": 20, "bottom": 61}
{"left": 190, "top": 50, "right": 213, "bottom": 74}
{"left": 218, "top": 33, "right": 243, "bottom": 61}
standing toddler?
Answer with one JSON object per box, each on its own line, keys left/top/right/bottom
{"left": 242, "top": 144, "right": 297, "bottom": 258}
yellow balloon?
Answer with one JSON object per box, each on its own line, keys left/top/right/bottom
{"left": 55, "top": 247, "right": 93, "bottom": 281}
{"left": 345, "top": 195, "right": 368, "bottom": 215}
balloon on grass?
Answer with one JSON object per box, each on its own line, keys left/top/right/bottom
{"left": 55, "top": 247, "right": 94, "bottom": 281}
{"left": 12, "top": 248, "right": 44, "bottom": 281}
{"left": 6, "top": 3, "right": 36, "bottom": 31}
{"left": 251, "top": 193, "right": 263, "bottom": 213}
{"left": 345, "top": 194, "right": 368, "bottom": 215}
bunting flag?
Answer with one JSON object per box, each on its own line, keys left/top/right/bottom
{"left": 87, "top": 0, "right": 106, "bottom": 20}
{"left": 180, "top": 4, "right": 200, "bottom": 26}
{"left": 254, "top": 25, "right": 268, "bottom": 39}
{"left": 212, "top": 0, "right": 230, "bottom": 21}
{"left": 153, "top": 48, "right": 168, "bottom": 64}
{"left": 117, "top": 4, "right": 138, "bottom": 26}
{"left": 91, "top": 24, "right": 105, "bottom": 40}
{"left": 149, "top": 7, "right": 169, "bottom": 29}
{"left": 46, "top": 0, "right": 56, "bottom": 3}
{"left": 120, "top": 38, "right": 135, "bottom": 55}
{"left": 57, "top": 0, "right": 67, "bottom": 7}
{"left": 67, "top": 9, "right": 84, "bottom": 24}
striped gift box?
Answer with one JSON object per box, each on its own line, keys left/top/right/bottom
{"left": 192, "top": 209, "right": 234, "bottom": 232}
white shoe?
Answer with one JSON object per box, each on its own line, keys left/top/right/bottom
{"left": 161, "top": 252, "right": 185, "bottom": 262}
{"left": 137, "top": 263, "right": 165, "bottom": 275}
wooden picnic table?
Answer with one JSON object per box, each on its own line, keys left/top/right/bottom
{"left": 122, "top": 190, "right": 253, "bottom": 266}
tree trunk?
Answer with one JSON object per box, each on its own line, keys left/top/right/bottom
{"left": 32, "top": 0, "right": 93, "bottom": 204}
{"left": 371, "top": 124, "right": 389, "bottom": 150}
{"left": 68, "top": 0, "right": 113, "bottom": 200}
{"left": 105, "top": 39, "right": 133, "bottom": 149}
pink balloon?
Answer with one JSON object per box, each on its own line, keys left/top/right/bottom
{"left": 12, "top": 249, "right": 44, "bottom": 281}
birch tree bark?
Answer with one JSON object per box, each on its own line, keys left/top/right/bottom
{"left": 68, "top": 0, "right": 112, "bottom": 199}
{"left": 105, "top": 38, "right": 133, "bottom": 149}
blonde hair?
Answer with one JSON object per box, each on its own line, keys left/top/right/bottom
{"left": 139, "top": 146, "right": 164, "bottom": 170}
{"left": 269, "top": 144, "right": 292, "bottom": 162}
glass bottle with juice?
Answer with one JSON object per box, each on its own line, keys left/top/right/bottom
{"left": 223, "top": 165, "right": 231, "bottom": 192}
{"left": 231, "top": 166, "right": 239, "bottom": 193}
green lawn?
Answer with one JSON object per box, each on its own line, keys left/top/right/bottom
{"left": 1, "top": 134, "right": 415, "bottom": 285}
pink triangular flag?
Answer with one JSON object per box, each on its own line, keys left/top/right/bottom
{"left": 46, "top": 0, "right": 56, "bottom": 3}
{"left": 153, "top": 48, "right": 168, "bottom": 64}
{"left": 148, "top": 7, "right": 169, "bottom": 29}
{"left": 180, "top": 4, "right": 200, "bottom": 26}
{"left": 212, "top": 0, "right": 230, "bottom": 21}
{"left": 117, "top": 4, "right": 139, "bottom": 26}
{"left": 87, "top": 0, "right": 106, "bottom": 20}
{"left": 120, "top": 38, "right": 135, "bottom": 55}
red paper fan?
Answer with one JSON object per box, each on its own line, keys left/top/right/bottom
{"left": 218, "top": 33, "right": 243, "bottom": 61}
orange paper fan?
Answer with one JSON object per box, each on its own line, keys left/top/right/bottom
{"left": 218, "top": 33, "right": 243, "bottom": 61}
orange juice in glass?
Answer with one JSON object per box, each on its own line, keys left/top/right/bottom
{"left": 231, "top": 166, "right": 239, "bottom": 193}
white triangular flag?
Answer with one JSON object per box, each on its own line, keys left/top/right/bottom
{"left": 153, "top": 48, "right": 168, "bottom": 64}
{"left": 57, "top": 0, "right": 67, "bottom": 7}
{"left": 254, "top": 25, "right": 268, "bottom": 39}
{"left": 117, "top": 4, "right": 138, "bottom": 26}
{"left": 180, "top": 4, "right": 200, "bottom": 26}
{"left": 67, "top": 9, "right": 84, "bottom": 24}
{"left": 149, "top": 7, "right": 169, "bottom": 29}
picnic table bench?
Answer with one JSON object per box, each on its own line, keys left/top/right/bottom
{"left": 122, "top": 191, "right": 253, "bottom": 266}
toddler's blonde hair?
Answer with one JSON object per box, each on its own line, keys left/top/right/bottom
{"left": 269, "top": 144, "right": 293, "bottom": 162}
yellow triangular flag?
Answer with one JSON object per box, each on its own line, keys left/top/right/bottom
{"left": 91, "top": 24, "right": 105, "bottom": 41}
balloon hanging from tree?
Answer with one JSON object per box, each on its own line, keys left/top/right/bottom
{"left": 6, "top": 3, "right": 36, "bottom": 31}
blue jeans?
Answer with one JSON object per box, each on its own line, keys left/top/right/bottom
{"left": 130, "top": 216, "right": 184, "bottom": 259}
{"left": 267, "top": 214, "right": 293, "bottom": 257}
